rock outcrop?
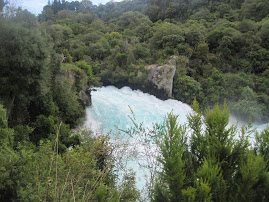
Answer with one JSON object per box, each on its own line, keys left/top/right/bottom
{"left": 61, "top": 64, "right": 91, "bottom": 108}
{"left": 145, "top": 56, "right": 177, "bottom": 97}
{"left": 78, "top": 87, "right": 91, "bottom": 107}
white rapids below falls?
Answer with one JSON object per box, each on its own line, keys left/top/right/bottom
{"left": 82, "top": 86, "right": 269, "bottom": 198}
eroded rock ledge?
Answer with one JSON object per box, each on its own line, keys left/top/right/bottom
{"left": 145, "top": 56, "right": 177, "bottom": 97}
{"left": 102, "top": 56, "right": 177, "bottom": 100}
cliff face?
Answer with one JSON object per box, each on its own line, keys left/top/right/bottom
{"left": 145, "top": 56, "right": 177, "bottom": 97}
{"left": 101, "top": 56, "right": 177, "bottom": 100}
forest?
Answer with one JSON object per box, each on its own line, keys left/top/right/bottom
{"left": 0, "top": 0, "right": 269, "bottom": 201}
{"left": 37, "top": 0, "right": 269, "bottom": 122}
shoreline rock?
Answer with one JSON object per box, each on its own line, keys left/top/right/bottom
{"left": 100, "top": 56, "right": 178, "bottom": 100}
{"left": 145, "top": 56, "right": 177, "bottom": 97}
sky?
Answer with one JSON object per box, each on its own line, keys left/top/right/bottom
{"left": 19, "top": 0, "right": 113, "bottom": 15}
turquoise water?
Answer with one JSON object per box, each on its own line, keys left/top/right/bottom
{"left": 84, "top": 86, "right": 193, "bottom": 134}
{"left": 84, "top": 86, "right": 193, "bottom": 197}
{"left": 83, "top": 86, "right": 269, "bottom": 198}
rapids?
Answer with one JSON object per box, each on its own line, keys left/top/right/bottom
{"left": 83, "top": 86, "right": 268, "bottom": 198}
{"left": 84, "top": 86, "right": 193, "bottom": 134}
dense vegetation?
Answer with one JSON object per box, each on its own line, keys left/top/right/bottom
{"left": 151, "top": 100, "right": 269, "bottom": 201}
{"left": 0, "top": 0, "right": 269, "bottom": 201}
{"left": 35, "top": 0, "right": 269, "bottom": 122}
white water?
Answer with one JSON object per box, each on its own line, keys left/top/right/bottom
{"left": 84, "top": 86, "right": 193, "bottom": 134}
{"left": 83, "top": 86, "right": 269, "bottom": 197}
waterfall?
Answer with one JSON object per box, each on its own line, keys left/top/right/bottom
{"left": 83, "top": 85, "right": 269, "bottom": 198}
{"left": 84, "top": 86, "right": 193, "bottom": 133}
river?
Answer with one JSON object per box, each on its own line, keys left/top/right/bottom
{"left": 83, "top": 86, "right": 268, "bottom": 198}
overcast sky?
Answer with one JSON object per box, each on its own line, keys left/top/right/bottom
{"left": 19, "top": 0, "right": 113, "bottom": 15}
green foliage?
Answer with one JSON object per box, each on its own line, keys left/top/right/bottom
{"left": 12, "top": 139, "right": 117, "bottom": 201}
{"left": 0, "top": 117, "right": 125, "bottom": 201}
{"left": 118, "top": 11, "right": 152, "bottom": 30}
{"left": 46, "top": 23, "right": 73, "bottom": 52}
{"left": 187, "top": 98, "right": 207, "bottom": 174}
{"left": 207, "top": 29, "right": 224, "bottom": 51}
{"left": 0, "top": 104, "right": 14, "bottom": 147}
{"left": 231, "top": 86, "right": 263, "bottom": 121}
{"left": 196, "top": 159, "right": 224, "bottom": 200}
{"left": 155, "top": 113, "right": 186, "bottom": 202}
{"left": 89, "top": 37, "right": 111, "bottom": 60}
{"left": 34, "top": 0, "right": 269, "bottom": 121}
{"left": 204, "top": 68, "right": 226, "bottom": 106}
{"left": 30, "top": 115, "right": 55, "bottom": 145}
{"left": 53, "top": 64, "right": 88, "bottom": 126}
{"left": 0, "top": 104, "right": 8, "bottom": 129}
{"left": 182, "top": 186, "right": 196, "bottom": 201}
{"left": 254, "top": 127, "right": 269, "bottom": 164}
{"left": 75, "top": 60, "right": 94, "bottom": 82}
{"left": 259, "top": 20, "right": 269, "bottom": 49}
{"left": 1, "top": 1, "right": 269, "bottom": 201}
{"left": 223, "top": 73, "right": 253, "bottom": 100}
{"left": 151, "top": 102, "right": 268, "bottom": 201}
{"left": 119, "top": 170, "right": 141, "bottom": 201}
{"left": 192, "top": 43, "right": 209, "bottom": 62}
{"left": 173, "top": 75, "right": 203, "bottom": 105}
{"left": 149, "top": 23, "right": 184, "bottom": 56}
{"left": 186, "top": 28, "right": 204, "bottom": 48}
{"left": 13, "top": 125, "right": 33, "bottom": 147}
{"left": 242, "top": 0, "right": 269, "bottom": 21}
{"left": 237, "top": 151, "right": 269, "bottom": 201}
{"left": 205, "top": 102, "right": 230, "bottom": 139}
{"left": 0, "top": 145, "right": 19, "bottom": 200}
{"left": 246, "top": 48, "right": 269, "bottom": 74}
{"left": 0, "top": 12, "right": 51, "bottom": 126}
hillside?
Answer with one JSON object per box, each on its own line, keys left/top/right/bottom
{"left": 0, "top": 0, "right": 269, "bottom": 201}
{"left": 38, "top": 0, "right": 269, "bottom": 122}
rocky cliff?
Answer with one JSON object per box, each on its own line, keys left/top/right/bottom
{"left": 101, "top": 56, "right": 177, "bottom": 100}
{"left": 61, "top": 64, "right": 91, "bottom": 108}
{"left": 145, "top": 56, "right": 177, "bottom": 97}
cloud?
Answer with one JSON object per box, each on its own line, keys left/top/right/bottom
{"left": 21, "top": 0, "right": 47, "bottom": 15}
{"left": 20, "top": 0, "right": 121, "bottom": 15}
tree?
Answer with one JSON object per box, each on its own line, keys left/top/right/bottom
{"left": 149, "top": 23, "right": 184, "bottom": 56}
{"left": 173, "top": 75, "right": 203, "bottom": 104}
{"left": 80, "top": 0, "right": 92, "bottom": 10}
{"left": 236, "top": 152, "right": 269, "bottom": 201}
{"left": 75, "top": 60, "right": 94, "bottom": 83}
{"left": 0, "top": 0, "right": 8, "bottom": 13}
{"left": 232, "top": 86, "right": 263, "bottom": 121}
{"left": 118, "top": 11, "right": 152, "bottom": 30}
{"left": 204, "top": 68, "right": 226, "bottom": 106}
{"left": 207, "top": 29, "right": 223, "bottom": 51}
{"left": 53, "top": 65, "right": 87, "bottom": 126}
{"left": 192, "top": 43, "right": 209, "bottom": 62}
{"left": 153, "top": 113, "right": 186, "bottom": 202}
{"left": 0, "top": 11, "right": 52, "bottom": 126}
{"left": 148, "top": 101, "right": 268, "bottom": 201}
{"left": 223, "top": 73, "right": 253, "bottom": 101}
{"left": 255, "top": 127, "right": 269, "bottom": 165}
{"left": 0, "top": 104, "right": 14, "bottom": 146}
{"left": 89, "top": 38, "right": 111, "bottom": 60}
{"left": 241, "top": 0, "right": 269, "bottom": 21}
{"left": 185, "top": 28, "right": 204, "bottom": 49}
{"left": 119, "top": 170, "right": 140, "bottom": 201}
{"left": 187, "top": 98, "right": 206, "bottom": 173}
{"left": 259, "top": 20, "right": 269, "bottom": 49}
{"left": 246, "top": 48, "right": 269, "bottom": 74}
